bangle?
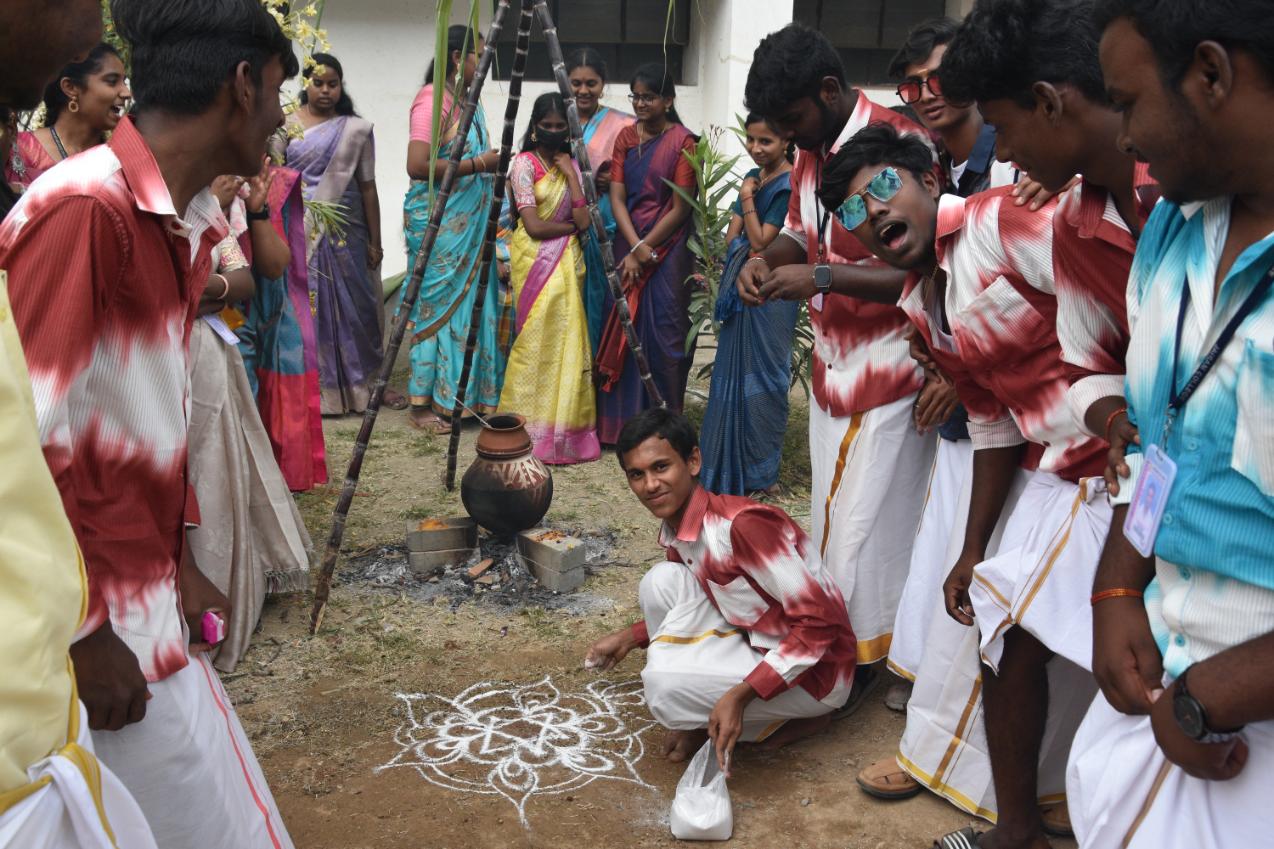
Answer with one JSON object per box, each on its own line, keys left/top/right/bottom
{"left": 632, "top": 238, "right": 646, "bottom": 251}
{"left": 212, "top": 273, "right": 230, "bottom": 301}
{"left": 1091, "top": 588, "right": 1143, "bottom": 606}
{"left": 1104, "top": 406, "right": 1128, "bottom": 441}
{"left": 246, "top": 205, "right": 270, "bottom": 222}
{"left": 571, "top": 197, "right": 586, "bottom": 209}
{"left": 746, "top": 255, "right": 768, "bottom": 266}
{"left": 743, "top": 209, "right": 758, "bottom": 217}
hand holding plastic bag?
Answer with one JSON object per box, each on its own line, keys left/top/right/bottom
{"left": 669, "top": 740, "right": 733, "bottom": 841}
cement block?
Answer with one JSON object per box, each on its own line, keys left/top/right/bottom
{"left": 406, "top": 517, "right": 477, "bottom": 553}
{"left": 519, "top": 553, "right": 586, "bottom": 593}
{"left": 408, "top": 547, "right": 475, "bottom": 577}
{"left": 517, "top": 530, "right": 586, "bottom": 574}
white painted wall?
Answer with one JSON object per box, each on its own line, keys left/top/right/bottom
{"left": 319, "top": 0, "right": 916, "bottom": 278}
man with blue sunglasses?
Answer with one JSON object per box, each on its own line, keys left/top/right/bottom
{"left": 817, "top": 122, "right": 1114, "bottom": 849}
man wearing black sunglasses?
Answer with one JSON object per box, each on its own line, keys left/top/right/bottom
{"left": 737, "top": 24, "right": 940, "bottom": 711}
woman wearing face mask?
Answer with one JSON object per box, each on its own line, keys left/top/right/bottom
{"left": 5, "top": 43, "right": 130, "bottom": 189}
{"left": 494, "top": 93, "right": 600, "bottom": 464}
{"left": 403, "top": 25, "right": 507, "bottom": 434}
{"left": 280, "top": 52, "right": 396, "bottom": 416}
{"left": 566, "top": 47, "right": 634, "bottom": 353}
{"left": 595, "top": 63, "right": 697, "bottom": 444}
{"left": 699, "top": 114, "right": 796, "bottom": 497}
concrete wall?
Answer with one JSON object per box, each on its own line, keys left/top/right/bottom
{"left": 319, "top": 0, "right": 937, "bottom": 277}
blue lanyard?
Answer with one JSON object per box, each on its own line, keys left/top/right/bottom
{"left": 1164, "top": 266, "right": 1274, "bottom": 442}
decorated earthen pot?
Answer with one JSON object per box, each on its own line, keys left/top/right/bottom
{"left": 460, "top": 414, "right": 553, "bottom": 536}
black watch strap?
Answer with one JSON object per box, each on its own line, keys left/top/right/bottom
{"left": 1174, "top": 667, "right": 1243, "bottom": 743}
{"left": 246, "top": 205, "right": 270, "bottom": 221}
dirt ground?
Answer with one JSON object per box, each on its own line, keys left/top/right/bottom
{"left": 227, "top": 353, "right": 1077, "bottom": 849}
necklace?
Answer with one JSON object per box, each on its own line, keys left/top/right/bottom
{"left": 532, "top": 150, "right": 554, "bottom": 172}
{"left": 636, "top": 122, "right": 667, "bottom": 158}
{"left": 49, "top": 126, "right": 70, "bottom": 160}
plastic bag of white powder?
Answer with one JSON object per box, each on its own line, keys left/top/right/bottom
{"left": 669, "top": 741, "right": 733, "bottom": 841}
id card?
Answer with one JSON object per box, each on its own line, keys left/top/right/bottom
{"left": 1123, "top": 444, "right": 1178, "bottom": 557}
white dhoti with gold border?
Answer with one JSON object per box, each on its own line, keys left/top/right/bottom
{"left": 895, "top": 466, "right": 1092, "bottom": 820}
{"left": 888, "top": 437, "right": 974, "bottom": 680}
{"left": 1068, "top": 693, "right": 1274, "bottom": 848}
{"left": 638, "top": 562, "right": 851, "bottom": 741}
{"left": 0, "top": 702, "right": 156, "bottom": 849}
{"left": 809, "top": 394, "right": 935, "bottom": 665}
{"left": 91, "top": 653, "right": 293, "bottom": 849}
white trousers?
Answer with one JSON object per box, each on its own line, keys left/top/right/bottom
{"left": 91, "top": 653, "right": 293, "bottom": 849}
{"left": 0, "top": 703, "right": 156, "bottom": 849}
{"left": 1068, "top": 693, "right": 1274, "bottom": 848}
{"left": 809, "top": 395, "right": 935, "bottom": 665}
{"left": 888, "top": 437, "right": 974, "bottom": 680}
{"left": 639, "top": 562, "right": 851, "bottom": 742}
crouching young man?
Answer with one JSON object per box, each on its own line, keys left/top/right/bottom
{"left": 586, "top": 408, "right": 856, "bottom": 773}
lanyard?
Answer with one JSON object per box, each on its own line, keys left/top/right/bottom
{"left": 1164, "top": 265, "right": 1274, "bottom": 442}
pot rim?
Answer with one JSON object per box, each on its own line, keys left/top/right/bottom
{"left": 480, "top": 413, "right": 526, "bottom": 432}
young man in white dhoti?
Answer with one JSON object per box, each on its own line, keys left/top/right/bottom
{"left": 1067, "top": 4, "right": 1274, "bottom": 847}
{"left": 0, "top": 3, "right": 158, "bottom": 846}
{"left": 586, "top": 408, "right": 857, "bottom": 773}
{"left": 816, "top": 122, "right": 1114, "bottom": 849}
{"left": 0, "top": 2, "right": 299, "bottom": 847}
{"left": 734, "top": 25, "right": 938, "bottom": 702}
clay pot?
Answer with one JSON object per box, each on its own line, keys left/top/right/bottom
{"left": 460, "top": 414, "right": 553, "bottom": 536}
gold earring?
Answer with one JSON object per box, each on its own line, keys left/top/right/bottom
{"left": 68, "top": 97, "right": 80, "bottom": 113}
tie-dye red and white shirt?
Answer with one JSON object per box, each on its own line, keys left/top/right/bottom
{"left": 0, "top": 117, "right": 227, "bottom": 682}
{"left": 1052, "top": 162, "right": 1158, "bottom": 432}
{"left": 630, "top": 487, "right": 857, "bottom": 701}
{"left": 898, "top": 188, "right": 1106, "bottom": 482}
{"left": 781, "top": 90, "right": 933, "bottom": 417}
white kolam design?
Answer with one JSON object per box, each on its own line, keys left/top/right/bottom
{"left": 377, "top": 677, "right": 656, "bottom": 826}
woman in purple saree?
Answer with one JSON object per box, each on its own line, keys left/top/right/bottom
{"left": 283, "top": 53, "right": 389, "bottom": 415}
{"left": 595, "top": 64, "right": 697, "bottom": 444}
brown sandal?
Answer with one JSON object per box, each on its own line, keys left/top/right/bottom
{"left": 856, "top": 757, "right": 923, "bottom": 800}
{"left": 1040, "top": 801, "right": 1073, "bottom": 837}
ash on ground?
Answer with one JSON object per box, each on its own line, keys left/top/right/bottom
{"left": 341, "top": 525, "right": 622, "bottom": 616}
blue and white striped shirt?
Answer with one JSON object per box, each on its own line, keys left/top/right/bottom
{"left": 1116, "top": 197, "right": 1274, "bottom": 674}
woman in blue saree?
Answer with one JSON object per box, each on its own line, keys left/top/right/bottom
{"left": 699, "top": 116, "right": 796, "bottom": 495}
{"left": 404, "top": 26, "right": 507, "bottom": 433}
{"left": 595, "top": 64, "right": 697, "bottom": 444}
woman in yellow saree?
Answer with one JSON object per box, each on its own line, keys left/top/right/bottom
{"left": 497, "top": 93, "right": 600, "bottom": 464}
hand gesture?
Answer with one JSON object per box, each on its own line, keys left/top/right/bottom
{"left": 1013, "top": 173, "right": 1080, "bottom": 211}
{"left": 620, "top": 252, "right": 644, "bottom": 291}
{"left": 737, "top": 257, "right": 767, "bottom": 306}
{"left": 367, "top": 244, "right": 385, "bottom": 269}
{"left": 1104, "top": 411, "right": 1141, "bottom": 497}
{"left": 943, "top": 550, "right": 981, "bottom": 626}
{"left": 1150, "top": 679, "right": 1248, "bottom": 780}
{"left": 594, "top": 160, "right": 612, "bottom": 193}
{"left": 905, "top": 323, "right": 937, "bottom": 371}
{"left": 553, "top": 151, "right": 574, "bottom": 174}
{"left": 914, "top": 375, "right": 959, "bottom": 434}
{"left": 707, "top": 684, "right": 753, "bottom": 777}
{"left": 71, "top": 622, "right": 151, "bottom": 730}
{"left": 584, "top": 628, "right": 638, "bottom": 672}
{"left": 245, "top": 156, "right": 274, "bottom": 214}
{"left": 180, "top": 547, "right": 232, "bottom": 654}
{"left": 758, "top": 263, "right": 818, "bottom": 302}
{"left": 740, "top": 176, "right": 760, "bottom": 198}
{"left": 1092, "top": 592, "right": 1164, "bottom": 715}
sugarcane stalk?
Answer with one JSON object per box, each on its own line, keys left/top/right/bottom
{"left": 309, "top": 0, "right": 512, "bottom": 634}
{"left": 443, "top": 0, "right": 534, "bottom": 491}
{"left": 534, "top": 0, "right": 666, "bottom": 409}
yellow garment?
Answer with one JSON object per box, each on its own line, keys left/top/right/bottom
{"left": 496, "top": 165, "right": 598, "bottom": 464}
{"left": 0, "top": 269, "right": 87, "bottom": 796}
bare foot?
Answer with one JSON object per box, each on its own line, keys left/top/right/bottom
{"left": 757, "top": 713, "right": 832, "bottom": 751}
{"left": 408, "top": 407, "right": 451, "bottom": 434}
{"left": 662, "top": 729, "right": 708, "bottom": 763}
{"left": 383, "top": 388, "right": 409, "bottom": 410}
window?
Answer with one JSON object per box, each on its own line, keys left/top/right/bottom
{"left": 793, "top": 0, "right": 947, "bottom": 87}
{"left": 492, "top": 0, "right": 691, "bottom": 83}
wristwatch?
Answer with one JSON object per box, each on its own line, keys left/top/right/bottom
{"left": 246, "top": 204, "right": 270, "bottom": 222}
{"left": 813, "top": 263, "right": 832, "bottom": 294}
{"left": 1173, "top": 666, "right": 1243, "bottom": 743}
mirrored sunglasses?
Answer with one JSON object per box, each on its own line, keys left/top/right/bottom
{"left": 836, "top": 167, "right": 904, "bottom": 231}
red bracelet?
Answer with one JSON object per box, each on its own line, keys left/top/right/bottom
{"left": 571, "top": 197, "right": 586, "bottom": 209}
{"left": 1091, "top": 588, "right": 1143, "bottom": 606}
{"left": 1104, "top": 406, "right": 1128, "bottom": 441}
